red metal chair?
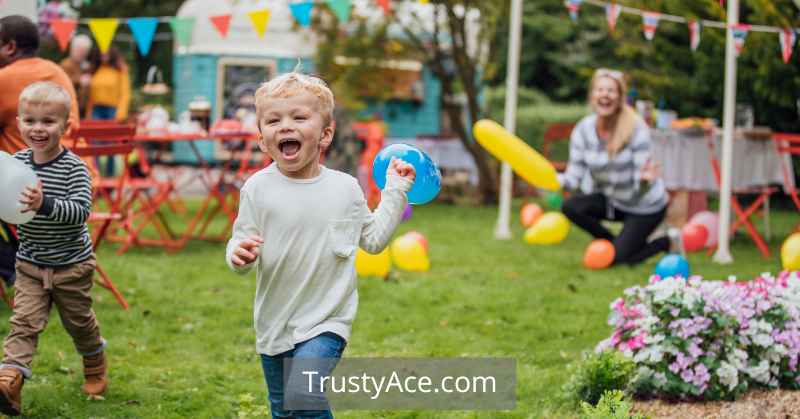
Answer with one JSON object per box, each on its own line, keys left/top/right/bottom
{"left": 541, "top": 123, "right": 575, "bottom": 172}
{"left": 71, "top": 142, "right": 133, "bottom": 310}
{"left": 773, "top": 132, "right": 800, "bottom": 231}
{"left": 72, "top": 122, "right": 179, "bottom": 254}
{"left": 705, "top": 134, "right": 776, "bottom": 258}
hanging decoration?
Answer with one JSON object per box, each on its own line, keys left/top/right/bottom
{"left": 88, "top": 18, "right": 119, "bottom": 54}
{"left": 377, "top": 0, "right": 391, "bottom": 15}
{"left": 566, "top": 0, "right": 583, "bottom": 23}
{"left": 169, "top": 17, "right": 195, "bottom": 48}
{"left": 209, "top": 14, "right": 232, "bottom": 38}
{"left": 688, "top": 20, "right": 701, "bottom": 51}
{"left": 127, "top": 17, "right": 158, "bottom": 56}
{"left": 326, "top": 0, "right": 352, "bottom": 23}
{"left": 732, "top": 24, "right": 751, "bottom": 57}
{"left": 780, "top": 28, "right": 797, "bottom": 64}
{"left": 642, "top": 11, "right": 660, "bottom": 41}
{"left": 605, "top": 3, "right": 621, "bottom": 33}
{"left": 247, "top": 9, "right": 271, "bottom": 38}
{"left": 289, "top": 1, "right": 315, "bottom": 28}
{"left": 50, "top": 18, "right": 77, "bottom": 52}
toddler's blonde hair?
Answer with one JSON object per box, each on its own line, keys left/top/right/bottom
{"left": 255, "top": 72, "right": 335, "bottom": 126}
{"left": 18, "top": 81, "right": 71, "bottom": 120}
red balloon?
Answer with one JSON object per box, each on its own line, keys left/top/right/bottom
{"left": 682, "top": 223, "right": 709, "bottom": 252}
{"left": 520, "top": 203, "right": 544, "bottom": 228}
{"left": 583, "top": 239, "right": 615, "bottom": 270}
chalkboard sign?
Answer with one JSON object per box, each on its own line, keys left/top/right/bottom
{"left": 215, "top": 57, "right": 277, "bottom": 121}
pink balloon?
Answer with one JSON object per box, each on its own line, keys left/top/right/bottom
{"left": 689, "top": 210, "right": 719, "bottom": 247}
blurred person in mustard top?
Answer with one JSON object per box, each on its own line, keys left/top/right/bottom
{"left": 0, "top": 15, "right": 79, "bottom": 155}
{"left": 85, "top": 47, "right": 130, "bottom": 122}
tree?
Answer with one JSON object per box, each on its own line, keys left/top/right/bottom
{"left": 490, "top": 0, "right": 800, "bottom": 132}
{"left": 312, "top": 0, "right": 508, "bottom": 203}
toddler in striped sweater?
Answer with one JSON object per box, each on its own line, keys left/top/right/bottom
{"left": 0, "top": 82, "right": 107, "bottom": 416}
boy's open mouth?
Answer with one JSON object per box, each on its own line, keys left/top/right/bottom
{"left": 278, "top": 139, "right": 301, "bottom": 159}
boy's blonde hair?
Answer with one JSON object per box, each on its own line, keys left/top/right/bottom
{"left": 18, "top": 81, "right": 71, "bottom": 120}
{"left": 255, "top": 72, "right": 335, "bottom": 126}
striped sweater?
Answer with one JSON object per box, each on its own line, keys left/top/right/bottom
{"left": 558, "top": 114, "right": 668, "bottom": 215}
{"left": 12, "top": 149, "right": 93, "bottom": 267}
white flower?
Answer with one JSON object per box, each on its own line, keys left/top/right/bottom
{"left": 717, "top": 361, "right": 739, "bottom": 391}
{"left": 745, "top": 360, "right": 771, "bottom": 384}
{"left": 753, "top": 333, "right": 774, "bottom": 347}
{"left": 634, "top": 345, "right": 664, "bottom": 364}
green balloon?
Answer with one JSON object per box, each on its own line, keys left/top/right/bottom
{"left": 546, "top": 192, "right": 563, "bottom": 210}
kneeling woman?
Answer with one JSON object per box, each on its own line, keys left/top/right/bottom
{"left": 559, "top": 69, "right": 676, "bottom": 265}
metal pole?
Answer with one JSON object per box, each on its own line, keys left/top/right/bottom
{"left": 713, "top": 0, "right": 738, "bottom": 264}
{"left": 494, "top": 0, "right": 523, "bottom": 240}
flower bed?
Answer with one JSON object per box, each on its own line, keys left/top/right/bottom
{"left": 597, "top": 271, "right": 800, "bottom": 400}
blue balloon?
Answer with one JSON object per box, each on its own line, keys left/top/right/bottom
{"left": 372, "top": 143, "right": 441, "bottom": 205}
{"left": 654, "top": 254, "right": 691, "bottom": 279}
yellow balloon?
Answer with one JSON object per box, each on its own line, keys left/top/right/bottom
{"left": 781, "top": 233, "right": 800, "bottom": 271}
{"left": 524, "top": 212, "right": 570, "bottom": 245}
{"left": 355, "top": 248, "right": 391, "bottom": 278}
{"left": 473, "top": 119, "right": 560, "bottom": 191}
{"left": 390, "top": 235, "right": 430, "bottom": 272}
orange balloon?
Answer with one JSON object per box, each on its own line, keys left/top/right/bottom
{"left": 583, "top": 239, "right": 615, "bottom": 270}
{"left": 520, "top": 203, "right": 543, "bottom": 228}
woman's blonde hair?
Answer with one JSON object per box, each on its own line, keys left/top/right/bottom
{"left": 589, "top": 68, "right": 640, "bottom": 155}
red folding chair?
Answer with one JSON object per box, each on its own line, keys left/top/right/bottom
{"left": 72, "top": 122, "right": 179, "bottom": 254}
{"left": 71, "top": 142, "right": 133, "bottom": 310}
{"left": 773, "top": 132, "right": 800, "bottom": 231}
{"left": 541, "top": 122, "right": 576, "bottom": 172}
{"left": 705, "top": 134, "right": 776, "bottom": 258}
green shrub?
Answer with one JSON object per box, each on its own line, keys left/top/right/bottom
{"left": 563, "top": 350, "right": 637, "bottom": 406}
{"left": 580, "top": 390, "right": 648, "bottom": 419}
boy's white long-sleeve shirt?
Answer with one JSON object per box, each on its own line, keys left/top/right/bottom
{"left": 226, "top": 164, "right": 411, "bottom": 355}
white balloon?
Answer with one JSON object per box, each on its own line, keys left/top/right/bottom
{"left": 0, "top": 152, "right": 39, "bottom": 225}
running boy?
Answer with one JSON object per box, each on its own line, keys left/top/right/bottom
{"left": 0, "top": 82, "right": 107, "bottom": 416}
{"left": 226, "top": 72, "right": 415, "bottom": 418}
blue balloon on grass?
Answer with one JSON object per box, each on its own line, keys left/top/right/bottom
{"left": 372, "top": 144, "right": 441, "bottom": 205}
{"left": 654, "top": 254, "right": 691, "bottom": 279}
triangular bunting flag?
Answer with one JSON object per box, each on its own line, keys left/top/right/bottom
{"left": 606, "top": 3, "right": 621, "bottom": 33}
{"left": 780, "top": 28, "right": 797, "bottom": 64}
{"left": 50, "top": 19, "right": 77, "bottom": 52}
{"left": 169, "top": 17, "right": 196, "bottom": 48}
{"left": 327, "top": 0, "right": 352, "bottom": 23}
{"left": 210, "top": 14, "right": 232, "bottom": 38}
{"left": 88, "top": 18, "right": 119, "bottom": 54}
{"left": 248, "top": 9, "right": 271, "bottom": 38}
{"left": 566, "top": 0, "right": 582, "bottom": 23}
{"left": 732, "top": 24, "right": 751, "bottom": 57}
{"left": 378, "top": 0, "right": 391, "bottom": 15}
{"left": 290, "top": 2, "right": 315, "bottom": 28}
{"left": 127, "top": 17, "right": 158, "bottom": 56}
{"left": 642, "top": 11, "right": 660, "bottom": 41}
{"left": 688, "top": 20, "right": 701, "bottom": 51}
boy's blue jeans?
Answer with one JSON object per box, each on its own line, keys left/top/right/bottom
{"left": 260, "top": 332, "right": 346, "bottom": 419}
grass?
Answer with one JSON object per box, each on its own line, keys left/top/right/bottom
{"left": 0, "top": 199, "right": 794, "bottom": 418}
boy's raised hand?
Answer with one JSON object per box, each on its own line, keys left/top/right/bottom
{"left": 19, "top": 181, "right": 43, "bottom": 213}
{"left": 232, "top": 235, "right": 264, "bottom": 267}
{"left": 388, "top": 157, "right": 416, "bottom": 183}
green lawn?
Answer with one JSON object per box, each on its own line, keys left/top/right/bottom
{"left": 0, "top": 200, "right": 794, "bottom": 418}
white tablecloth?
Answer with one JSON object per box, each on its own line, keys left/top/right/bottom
{"left": 651, "top": 129, "right": 794, "bottom": 193}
